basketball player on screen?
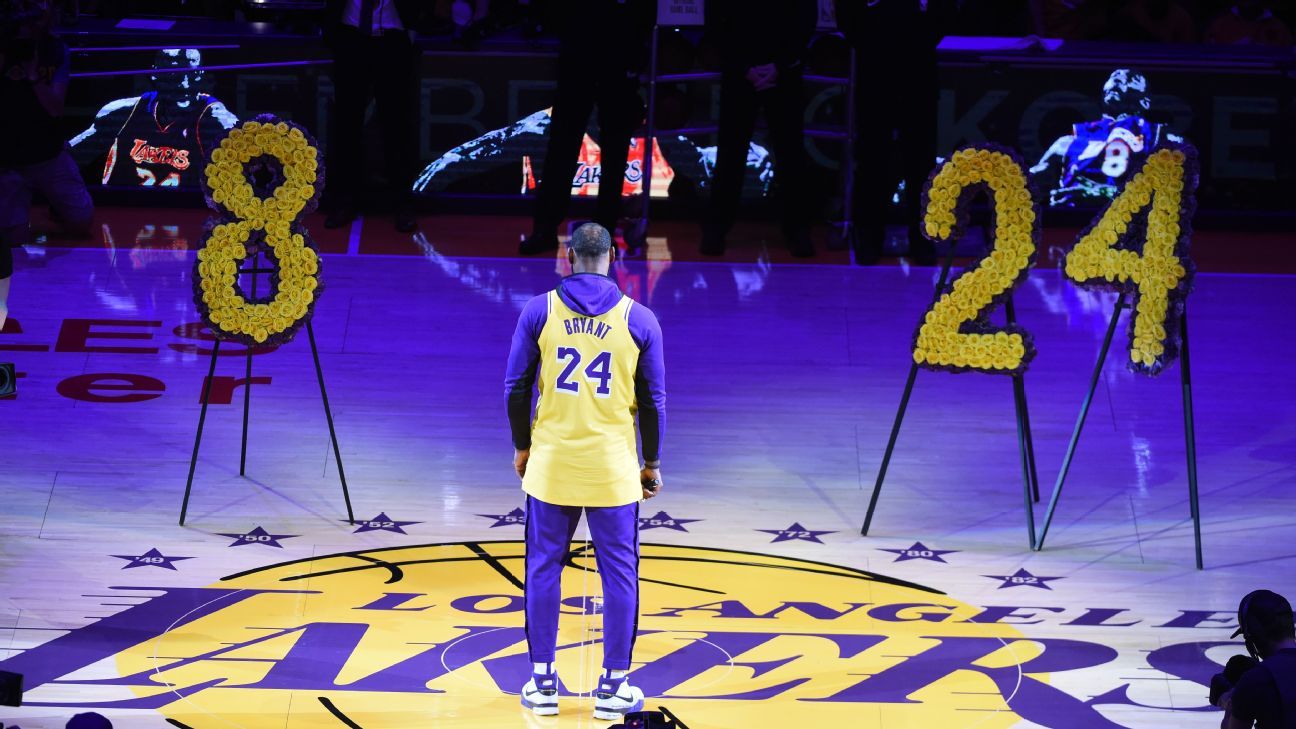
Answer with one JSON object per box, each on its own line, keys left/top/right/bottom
{"left": 70, "top": 48, "right": 238, "bottom": 187}
{"left": 504, "top": 222, "right": 666, "bottom": 720}
{"left": 1031, "top": 68, "right": 1182, "bottom": 206}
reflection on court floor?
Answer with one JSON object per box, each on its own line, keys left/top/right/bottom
{"left": 2, "top": 217, "right": 1295, "bottom": 728}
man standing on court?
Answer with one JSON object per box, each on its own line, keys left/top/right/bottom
{"left": 504, "top": 222, "right": 666, "bottom": 720}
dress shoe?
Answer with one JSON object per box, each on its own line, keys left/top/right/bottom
{"left": 519, "top": 230, "right": 559, "bottom": 256}
{"left": 699, "top": 228, "right": 725, "bottom": 256}
{"left": 620, "top": 220, "right": 647, "bottom": 257}
{"left": 394, "top": 208, "right": 418, "bottom": 233}
{"left": 854, "top": 244, "right": 882, "bottom": 266}
{"left": 785, "top": 228, "right": 816, "bottom": 258}
{"left": 909, "top": 237, "right": 938, "bottom": 267}
{"left": 324, "top": 206, "right": 357, "bottom": 229}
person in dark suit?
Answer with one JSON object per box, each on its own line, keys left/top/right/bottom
{"left": 837, "top": 0, "right": 954, "bottom": 265}
{"left": 701, "top": 0, "right": 817, "bottom": 258}
{"left": 322, "top": 0, "right": 425, "bottom": 233}
{"left": 519, "top": 0, "right": 655, "bottom": 256}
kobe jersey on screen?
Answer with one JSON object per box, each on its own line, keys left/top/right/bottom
{"left": 523, "top": 290, "right": 643, "bottom": 507}
{"left": 99, "top": 90, "right": 225, "bottom": 187}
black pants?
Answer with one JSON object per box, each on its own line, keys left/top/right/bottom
{"left": 534, "top": 55, "right": 642, "bottom": 235}
{"left": 852, "top": 50, "right": 938, "bottom": 257}
{"left": 706, "top": 67, "right": 808, "bottom": 237}
{"left": 328, "top": 27, "right": 419, "bottom": 208}
{"left": 0, "top": 238, "right": 11, "bottom": 279}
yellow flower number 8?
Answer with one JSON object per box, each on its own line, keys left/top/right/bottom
{"left": 195, "top": 117, "right": 323, "bottom": 345}
{"left": 912, "top": 147, "right": 1039, "bottom": 375}
{"left": 1064, "top": 144, "right": 1197, "bottom": 375}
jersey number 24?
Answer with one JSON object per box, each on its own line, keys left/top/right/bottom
{"left": 555, "top": 347, "right": 612, "bottom": 398}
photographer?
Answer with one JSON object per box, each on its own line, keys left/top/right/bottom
{"left": 0, "top": 0, "right": 94, "bottom": 329}
{"left": 1213, "top": 589, "right": 1296, "bottom": 728}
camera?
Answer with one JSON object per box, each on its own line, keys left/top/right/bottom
{"left": 0, "top": 363, "right": 16, "bottom": 398}
{"left": 611, "top": 709, "right": 686, "bottom": 729}
{"left": 1209, "top": 654, "right": 1258, "bottom": 706}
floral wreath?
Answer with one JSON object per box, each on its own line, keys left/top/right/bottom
{"left": 1064, "top": 141, "right": 1199, "bottom": 376}
{"left": 194, "top": 114, "right": 326, "bottom": 346}
{"left": 911, "top": 145, "right": 1041, "bottom": 376}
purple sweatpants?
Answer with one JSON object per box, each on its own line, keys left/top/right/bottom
{"left": 524, "top": 495, "right": 640, "bottom": 671}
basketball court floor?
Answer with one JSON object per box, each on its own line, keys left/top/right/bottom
{"left": 1, "top": 210, "right": 1294, "bottom": 728}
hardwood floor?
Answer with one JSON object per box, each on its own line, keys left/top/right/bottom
{"left": 1, "top": 210, "right": 1293, "bottom": 728}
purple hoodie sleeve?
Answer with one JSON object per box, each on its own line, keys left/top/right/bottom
{"left": 505, "top": 294, "right": 549, "bottom": 450}
{"left": 628, "top": 302, "right": 666, "bottom": 462}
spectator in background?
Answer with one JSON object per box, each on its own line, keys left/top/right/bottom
{"left": 1031, "top": 0, "right": 1110, "bottom": 40}
{"left": 702, "top": 0, "right": 817, "bottom": 258}
{"left": 0, "top": 0, "right": 94, "bottom": 330}
{"left": 837, "top": 0, "right": 955, "bottom": 265}
{"left": 322, "top": 0, "right": 426, "bottom": 233}
{"left": 958, "top": 0, "right": 1043, "bottom": 37}
{"left": 1207, "top": 1, "right": 1294, "bottom": 46}
{"left": 1113, "top": 0, "right": 1198, "bottom": 43}
{"left": 518, "top": 0, "right": 655, "bottom": 255}
{"left": 449, "top": 0, "right": 490, "bottom": 46}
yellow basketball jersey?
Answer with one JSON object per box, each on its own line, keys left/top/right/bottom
{"left": 522, "top": 289, "right": 643, "bottom": 507}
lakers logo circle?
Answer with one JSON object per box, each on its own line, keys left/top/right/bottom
{"left": 113, "top": 542, "right": 1037, "bottom": 727}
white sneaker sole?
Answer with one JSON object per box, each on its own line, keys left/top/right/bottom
{"left": 521, "top": 693, "right": 559, "bottom": 716}
{"left": 592, "top": 701, "right": 643, "bottom": 721}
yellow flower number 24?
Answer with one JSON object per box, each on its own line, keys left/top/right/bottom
{"left": 1064, "top": 144, "right": 1197, "bottom": 375}
{"left": 912, "top": 147, "right": 1039, "bottom": 375}
{"left": 910, "top": 142, "right": 1197, "bottom": 378}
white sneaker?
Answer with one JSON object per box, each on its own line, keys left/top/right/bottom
{"left": 520, "top": 669, "right": 559, "bottom": 716}
{"left": 592, "top": 673, "right": 645, "bottom": 721}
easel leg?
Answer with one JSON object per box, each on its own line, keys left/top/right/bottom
{"left": 860, "top": 244, "right": 956, "bottom": 536}
{"left": 861, "top": 362, "right": 920, "bottom": 536}
{"left": 240, "top": 347, "right": 252, "bottom": 475}
{"left": 1004, "top": 295, "right": 1039, "bottom": 548}
{"left": 1180, "top": 309, "right": 1203, "bottom": 569}
{"left": 1012, "top": 374, "right": 1039, "bottom": 549}
{"left": 1036, "top": 292, "right": 1127, "bottom": 551}
{"left": 1019, "top": 382, "right": 1042, "bottom": 503}
{"left": 240, "top": 260, "right": 256, "bottom": 476}
{"left": 1004, "top": 296, "right": 1041, "bottom": 504}
{"left": 181, "top": 340, "right": 222, "bottom": 526}
{"left": 307, "top": 320, "right": 355, "bottom": 524}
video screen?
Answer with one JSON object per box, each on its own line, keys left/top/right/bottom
{"left": 412, "top": 107, "right": 775, "bottom": 200}
{"left": 53, "top": 41, "right": 1286, "bottom": 216}
{"left": 1029, "top": 68, "right": 1183, "bottom": 207}
{"left": 69, "top": 48, "right": 240, "bottom": 188}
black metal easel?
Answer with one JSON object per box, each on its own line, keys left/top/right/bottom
{"left": 861, "top": 242, "right": 1042, "bottom": 549}
{"left": 1034, "top": 296, "right": 1202, "bottom": 568}
{"left": 179, "top": 249, "right": 354, "bottom": 526}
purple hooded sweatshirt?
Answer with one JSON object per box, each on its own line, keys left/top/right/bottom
{"left": 504, "top": 273, "right": 666, "bottom": 462}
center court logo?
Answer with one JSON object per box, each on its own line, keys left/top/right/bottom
{"left": 4, "top": 542, "right": 1159, "bottom": 727}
